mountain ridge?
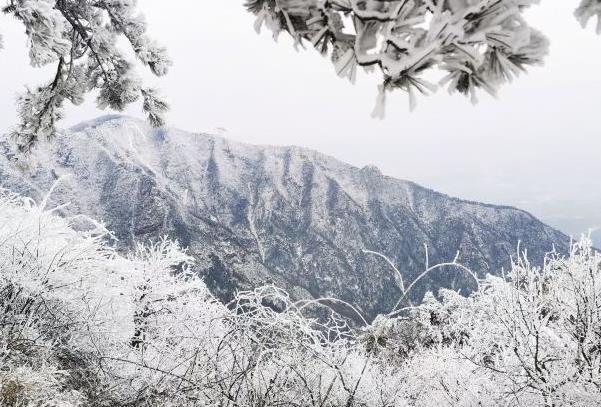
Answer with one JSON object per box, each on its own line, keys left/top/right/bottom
{"left": 69, "top": 115, "right": 563, "bottom": 218}
{"left": 66, "top": 116, "right": 557, "bottom": 215}
{"left": 0, "top": 115, "right": 570, "bottom": 321}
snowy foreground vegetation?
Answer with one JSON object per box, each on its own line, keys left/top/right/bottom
{"left": 1, "top": 189, "right": 600, "bottom": 407}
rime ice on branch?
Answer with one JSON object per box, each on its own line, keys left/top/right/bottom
{"left": 246, "top": 0, "right": 549, "bottom": 114}
{"left": 2, "top": 0, "right": 170, "bottom": 152}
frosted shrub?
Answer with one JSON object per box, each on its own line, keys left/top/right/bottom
{"left": 0, "top": 189, "right": 405, "bottom": 406}
{"left": 0, "top": 190, "right": 228, "bottom": 405}
{"left": 394, "top": 239, "right": 601, "bottom": 406}
{"left": 1, "top": 187, "right": 599, "bottom": 406}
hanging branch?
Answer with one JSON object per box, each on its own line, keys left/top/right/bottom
{"left": 2, "top": 0, "right": 171, "bottom": 153}
{"left": 247, "top": 0, "right": 552, "bottom": 113}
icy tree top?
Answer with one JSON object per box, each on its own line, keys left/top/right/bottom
{"left": 247, "top": 0, "right": 550, "bottom": 114}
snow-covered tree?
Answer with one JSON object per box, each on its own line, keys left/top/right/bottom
{"left": 246, "top": 0, "right": 599, "bottom": 115}
{"left": 1, "top": 0, "right": 170, "bottom": 152}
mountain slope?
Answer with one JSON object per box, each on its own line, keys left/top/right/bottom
{"left": 0, "top": 116, "right": 570, "bottom": 321}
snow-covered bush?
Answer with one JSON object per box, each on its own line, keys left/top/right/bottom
{"left": 378, "top": 238, "right": 601, "bottom": 406}
{"left": 0, "top": 189, "right": 229, "bottom": 405}
{"left": 0, "top": 189, "right": 405, "bottom": 406}
{"left": 1, "top": 187, "right": 599, "bottom": 406}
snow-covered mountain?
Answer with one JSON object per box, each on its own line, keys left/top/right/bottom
{"left": 0, "top": 116, "right": 569, "bottom": 321}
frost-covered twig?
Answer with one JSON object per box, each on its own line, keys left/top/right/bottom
{"left": 363, "top": 246, "right": 479, "bottom": 314}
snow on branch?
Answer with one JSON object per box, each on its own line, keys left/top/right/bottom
{"left": 247, "top": 0, "right": 551, "bottom": 113}
{"left": 2, "top": 0, "right": 171, "bottom": 152}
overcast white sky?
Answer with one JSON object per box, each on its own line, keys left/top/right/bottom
{"left": 1, "top": 1, "right": 600, "bottom": 239}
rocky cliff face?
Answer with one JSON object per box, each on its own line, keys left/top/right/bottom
{"left": 0, "top": 116, "right": 570, "bottom": 321}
